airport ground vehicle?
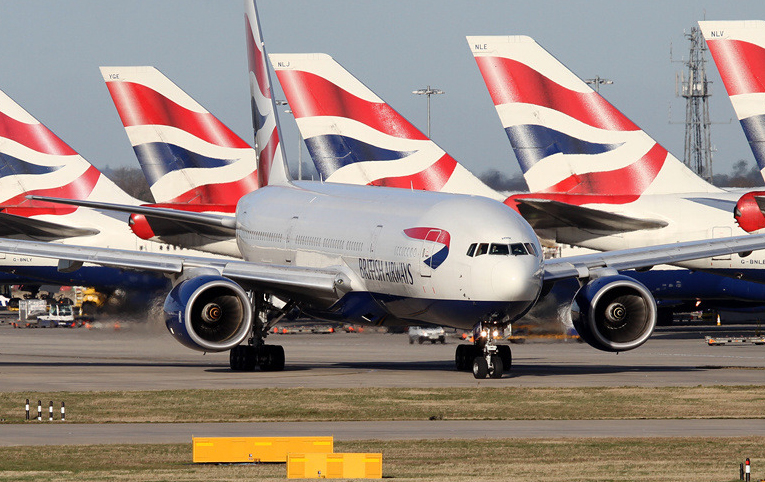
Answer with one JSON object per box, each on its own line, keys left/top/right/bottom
{"left": 408, "top": 326, "right": 446, "bottom": 344}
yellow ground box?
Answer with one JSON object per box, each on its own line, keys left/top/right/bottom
{"left": 287, "top": 452, "right": 383, "bottom": 479}
{"left": 192, "top": 436, "right": 333, "bottom": 463}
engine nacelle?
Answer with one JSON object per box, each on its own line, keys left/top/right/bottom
{"left": 734, "top": 191, "right": 765, "bottom": 233}
{"left": 163, "top": 275, "right": 252, "bottom": 352}
{"left": 571, "top": 275, "right": 656, "bottom": 352}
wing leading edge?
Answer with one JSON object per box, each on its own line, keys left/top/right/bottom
{"left": 0, "top": 237, "right": 349, "bottom": 305}
{"left": 543, "top": 233, "right": 765, "bottom": 281}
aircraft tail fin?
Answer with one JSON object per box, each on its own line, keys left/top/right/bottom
{"left": 101, "top": 66, "right": 259, "bottom": 205}
{"left": 467, "top": 35, "right": 720, "bottom": 198}
{"left": 245, "top": 0, "right": 291, "bottom": 187}
{"left": 0, "top": 88, "right": 138, "bottom": 216}
{"left": 700, "top": 21, "right": 765, "bottom": 178}
{"left": 269, "top": 52, "right": 500, "bottom": 198}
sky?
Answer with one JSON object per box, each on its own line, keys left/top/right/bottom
{"left": 0, "top": 0, "right": 762, "bottom": 185}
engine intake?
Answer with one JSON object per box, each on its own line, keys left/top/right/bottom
{"left": 164, "top": 275, "right": 252, "bottom": 352}
{"left": 571, "top": 275, "right": 656, "bottom": 352}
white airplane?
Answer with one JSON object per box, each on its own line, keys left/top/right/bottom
{"left": 269, "top": 51, "right": 765, "bottom": 318}
{"left": 15, "top": 4, "right": 765, "bottom": 379}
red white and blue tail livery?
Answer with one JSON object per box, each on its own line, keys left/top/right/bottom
{"left": 270, "top": 53, "right": 501, "bottom": 199}
{"left": 0, "top": 89, "right": 138, "bottom": 216}
{"left": 101, "top": 66, "right": 259, "bottom": 205}
{"left": 700, "top": 21, "right": 765, "bottom": 179}
{"left": 245, "top": 0, "right": 289, "bottom": 187}
{"left": 468, "top": 35, "right": 717, "bottom": 201}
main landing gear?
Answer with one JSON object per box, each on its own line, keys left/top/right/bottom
{"left": 230, "top": 294, "right": 294, "bottom": 372}
{"left": 455, "top": 326, "right": 512, "bottom": 379}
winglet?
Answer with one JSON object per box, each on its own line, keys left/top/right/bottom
{"left": 245, "top": 0, "right": 291, "bottom": 187}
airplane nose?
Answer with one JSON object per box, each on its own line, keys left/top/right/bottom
{"left": 491, "top": 258, "right": 542, "bottom": 302}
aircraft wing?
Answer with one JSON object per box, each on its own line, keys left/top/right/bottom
{"left": 543, "top": 233, "right": 765, "bottom": 281}
{"left": 0, "top": 237, "right": 348, "bottom": 304}
{"left": 515, "top": 199, "right": 667, "bottom": 232}
{"left": 26, "top": 196, "right": 236, "bottom": 235}
{"left": 0, "top": 212, "right": 99, "bottom": 240}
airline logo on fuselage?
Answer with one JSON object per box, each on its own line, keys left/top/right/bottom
{"left": 358, "top": 258, "right": 414, "bottom": 285}
{"left": 404, "top": 227, "right": 451, "bottom": 269}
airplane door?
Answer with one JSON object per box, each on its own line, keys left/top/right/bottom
{"left": 284, "top": 216, "right": 298, "bottom": 264}
{"left": 370, "top": 225, "right": 383, "bottom": 254}
{"left": 712, "top": 226, "right": 732, "bottom": 260}
{"left": 419, "top": 229, "right": 442, "bottom": 278}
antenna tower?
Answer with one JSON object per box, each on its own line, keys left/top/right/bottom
{"left": 676, "top": 26, "right": 713, "bottom": 182}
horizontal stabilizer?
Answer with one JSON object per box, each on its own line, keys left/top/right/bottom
{"left": 0, "top": 212, "right": 99, "bottom": 240}
{"left": 515, "top": 198, "right": 668, "bottom": 232}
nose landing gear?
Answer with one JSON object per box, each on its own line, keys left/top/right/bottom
{"left": 455, "top": 325, "right": 512, "bottom": 379}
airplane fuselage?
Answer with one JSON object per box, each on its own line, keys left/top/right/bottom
{"left": 236, "top": 182, "right": 544, "bottom": 330}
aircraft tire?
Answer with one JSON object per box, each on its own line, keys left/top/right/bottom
{"left": 472, "top": 356, "right": 489, "bottom": 379}
{"left": 260, "top": 345, "right": 285, "bottom": 372}
{"left": 489, "top": 355, "right": 503, "bottom": 379}
{"left": 230, "top": 345, "right": 258, "bottom": 371}
{"left": 497, "top": 345, "right": 512, "bottom": 372}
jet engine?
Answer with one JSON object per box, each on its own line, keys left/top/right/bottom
{"left": 163, "top": 274, "right": 252, "bottom": 352}
{"left": 570, "top": 275, "right": 656, "bottom": 352}
{"left": 734, "top": 191, "right": 765, "bottom": 233}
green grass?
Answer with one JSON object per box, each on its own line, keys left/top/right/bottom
{"left": 2, "top": 386, "right": 765, "bottom": 423}
{"left": 0, "top": 438, "right": 760, "bottom": 481}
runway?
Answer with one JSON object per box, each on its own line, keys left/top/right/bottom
{"left": 1, "top": 320, "right": 764, "bottom": 448}
{"left": 0, "top": 321, "right": 764, "bottom": 391}
{"left": 3, "top": 419, "right": 765, "bottom": 447}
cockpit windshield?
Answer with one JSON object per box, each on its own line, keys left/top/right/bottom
{"left": 467, "top": 242, "right": 536, "bottom": 257}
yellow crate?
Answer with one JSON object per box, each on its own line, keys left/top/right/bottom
{"left": 192, "top": 436, "right": 333, "bottom": 463}
{"left": 287, "top": 452, "right": 382, "bottom": 479}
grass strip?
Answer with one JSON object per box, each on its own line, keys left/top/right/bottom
{"left": 1, "top": 386, "right": 764, "bottom": 423}
{"left": 0, "top": 438, "right": 761, "bottom": 481}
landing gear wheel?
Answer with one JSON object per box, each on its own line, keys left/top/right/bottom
{"left": 259, "top": 345, "right": 285, "bottom": 372}
{"left": 472, "top": 356, "right": 489, "bottom": 379}
{"left": 497, "top": 345, "right": 512, "bottom": 373}
{"left": 230, "top": 345, "right": 257, "bottom": 371}
{"left": 418, "top": 337, "right": 425, "bottom": 344}
{"left": 489, "top": 355, "right": 503, "bottom": 379}
{"left": 455, "top": 344, "right": 480, "bottom": 371}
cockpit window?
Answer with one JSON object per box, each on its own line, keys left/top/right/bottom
{"left": 489, "top": 243, "right": 509, "bottom": 255}
{"left": 466, "top": 243, "right": 477, "bottom": 257}
{"left": 524, "top": 242, "right": 538, "bottom": 256}
{"left": 475, "top": 243, "right": 489, "bottom": 256}
{"left": 510, "top": 243, "right": 528, "bottom": 255}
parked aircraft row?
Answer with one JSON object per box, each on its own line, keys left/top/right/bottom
{"left": 1, "top": 2, "right": 765, "bottom": 379}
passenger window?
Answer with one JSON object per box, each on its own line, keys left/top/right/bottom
{"left": 489, "top": 243, "right": 509, "bottom": 255}
{"left": 466, "top": 243, "right": 477, "bottom": 257}
{"left": 524, "top": 242, "right": 538, "bottom": 256}
{"left": 476, "top": 243, "right": 489, "bottom": 256}
{"left": 510, "top": 243, "right": 528, "bottom": 255}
